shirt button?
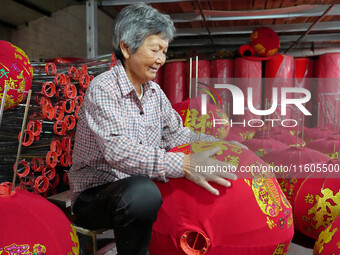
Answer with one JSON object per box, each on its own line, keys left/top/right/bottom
{"left": 140, "top": 111, "right": 144, "bottom": 115}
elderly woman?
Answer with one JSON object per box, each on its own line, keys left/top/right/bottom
{"left": 69, "top": 3, "right": 237, "bottom": 255}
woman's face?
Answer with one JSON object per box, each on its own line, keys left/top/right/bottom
{"left": 122, "top": 34, "right": 168, "bottom": 87}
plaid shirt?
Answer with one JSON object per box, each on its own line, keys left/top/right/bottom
{"left": 69, "top": 60, "right": 217, "bottom": 205}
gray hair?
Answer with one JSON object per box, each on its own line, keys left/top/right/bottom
{"left": 112, "top": 2, "right": 175, "bottom": 61}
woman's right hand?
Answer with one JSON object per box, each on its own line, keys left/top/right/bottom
{"left": 182, "top": 147, "right": 238, "bottom": 196}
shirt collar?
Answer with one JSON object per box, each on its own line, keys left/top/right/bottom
{"left": 114, "top": 60, "right": 153, "bottom": 97}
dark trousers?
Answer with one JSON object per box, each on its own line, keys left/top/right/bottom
{"left": 72, "top": 176, "right": 162, "bottom": 255}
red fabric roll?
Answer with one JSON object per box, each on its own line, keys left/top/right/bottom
{"left": 186, "top": 60, "right": 211, "bottom": 99}
{"left": 317, "top": 54, "right": 340, "bottom": 128}
{"left": 234, "top": 57, "right": 262, "bottom": 122}
{"left": 211, "top": 59, "right": 234, "bottom": 117}
{"left": 163, "top": 61, "right": 187, "bottom": 105}
{"left": 294, "top": 57, "right": 314, "bottom": 127}
{"left": 265, "top": 54, "right": 294, "bottom": 120}
{"left": 211, "top": 59, "right": 233, "bottom": 79}
{"left": 152, "top": 65, "right": 164, "bottom": 90}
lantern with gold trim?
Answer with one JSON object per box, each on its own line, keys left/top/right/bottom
{"left": 150, "top": 140, "right": 294, "bottom": 255}
{"left": 0, "top": 41, "right": 33, "bottom": 110}
{"left": 0, "top": 185, "right": 79, "bottom": 254}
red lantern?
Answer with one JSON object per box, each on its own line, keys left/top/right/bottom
{"left": 274, "top": 159, "right": 339, "bottom": 240}
{"left": 0, "top": 186, "right": 79, "bottom": 254}
{"left": 150, "top": 141, "right": 294, "bottom": 255}
{"left": 0, "top": 41, "right": 33, "bottom": 110}
{"left": 242, "top": 137, "right": 289, "bottom": 157}
{"left": 173, "top": 97, "right": 230, "bottom": 140}
{"left": 307, "top": 136, "right": 340, "bottom": 159}
{"left": 262, "top": 146, "right": 330, "bottom": 177}
{"left": 314, "top": 215, "right": 340, "bottom": 254}
{"left": 250, "top": 27, "right": 280, "bottom": 57}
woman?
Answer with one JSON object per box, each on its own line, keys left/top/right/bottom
{"left": 69, "top": 3, "right": 237, "bottom": 255}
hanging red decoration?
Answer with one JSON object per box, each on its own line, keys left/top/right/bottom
{"left": 0, "top": 41, "right": 33, "bottom": 110}
{"left": 250, "top": 27, "right": 280, "bottom": 57}
{"left": 150, "top": 141, "right": 294, "bottom": 255}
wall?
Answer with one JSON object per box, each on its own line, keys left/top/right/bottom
{"left": 0, "top": 25, "right": 11, "bottom": 41}
{"left": 10, "top": 5, "right": 113, "bottom": 61}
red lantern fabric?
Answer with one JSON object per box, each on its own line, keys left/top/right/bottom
{"left": 172, "top": 97, "right": 230, "bottom": 140}
{"left": 225, "top": 127, "right": 246, "bottom": 142}
{"left": 242, "top": 137, "right": 289, "bottom": 157}
{"left": 250, "top": 27, "right": 280, "bottom": 57}
{"left": 314, "top": 215, "right": 340, "bottom": 254}
{"left": 307, "top": 136, "right": 339, "bottom": 159}
{"left": 278, "top": 162, "right": 340, "bottom": 240}
{"left": 293, "top": 170, "right": 340, "bottom": 239}
{"left": 304, "top": 127, "right": 333, "bottom": 144}
{"left": 0, "top": 41, "right": 33, "bottom": 110}
{"left": 0, "top": 188, "right": 79, "bottom": 254}
{"left": 262, "top": 147, "right": 330, "bottom": 177}
{"left": 254, "top": 128, "right": 305, "bottom": 146}
{"left": 150, "top": 141, "right": 294, "bottom": 255}
{"left": 163, "top": 61, "right": 187, "bottom": 105}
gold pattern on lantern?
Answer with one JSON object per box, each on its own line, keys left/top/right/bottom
{"left": 272, "top": 243, "right": 286, "bottom": 255}
{"left": 287, "top": 213, "right": 293, "bottom": 228}
{"left": 266, "top": 216, "right": 277, "bottom": 230}
{"left": 4, "top": 77, "right": 18, "bottom": 89}
{"left": 69, "top": 224, "right": 80, "bottom": 255}
{"left": 251, "top": 173, "right": 282, "bottom": 217}
{"left": 189, "top": 109, "right": 212, "bottom": 134}
{"left": 304, "top": 194, "right": 314, "bottom": 204}
{"left": 314, "top": 224, "right": 338, "bottom": 254}
{"left": 308, "top": 188, "right": 340, "bottom": 231}
{"left": 224, "top": 155, "right": 240, "bottom": 168}
{"left": 244, "top": 179, "right": 251, "bottom": 186}
{"left": 191, "top": 141, "right": 230, "bottom": 156}
{"left": 14, "top": 52, "right": 23, "bottom": 60}
{"left": 254, "top": 44, "right": 266, "bottom": 55}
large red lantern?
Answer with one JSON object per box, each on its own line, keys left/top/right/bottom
{"left": 150, "top": 141, "right": 294, "bottom": 255}
{"left": 250, "top": 27, "right": 280, "bottom": 57}
{"left": 0, "top": 186, "right": 79, "bottom": 254}
{"left": 173, "top": 97, "right": 230, "bottom": 140}
{"left": 277, "top": 160, "right": 340, "bottom": 240}
{"left": 0, "top": 41, "right": 33, "bottom": 110}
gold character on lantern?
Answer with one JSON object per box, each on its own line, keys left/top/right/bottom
{"left": 308, "top": 188, "right": 340, "bottom": 231}
{"left": 314, "top": 224, "right": 338, "bottom": 254}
